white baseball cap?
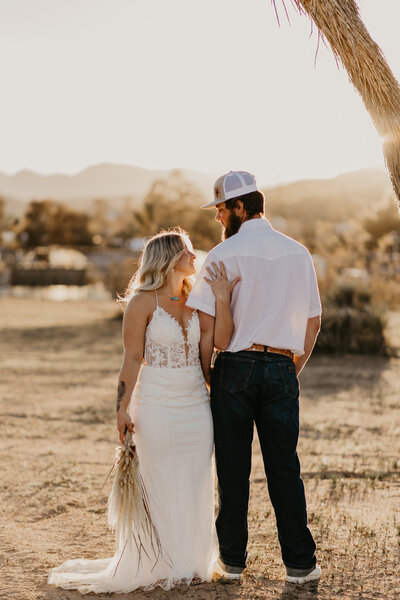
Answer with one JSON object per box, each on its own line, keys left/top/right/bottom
{"left": 201, "top": 170, "right": 259, "bottom": 208}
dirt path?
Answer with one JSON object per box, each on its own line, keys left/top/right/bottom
{"left": 0, "top": 298, "right": 399, "bottom": 600}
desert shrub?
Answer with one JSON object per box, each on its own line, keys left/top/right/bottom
{"left": 316, "top": 285, "right": 389, "bottom": 355}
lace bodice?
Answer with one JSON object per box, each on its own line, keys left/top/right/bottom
{"left": 145, "top": 306, "right": 201, "bottom": 368}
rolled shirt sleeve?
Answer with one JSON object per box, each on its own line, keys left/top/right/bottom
{"left": 186, "top": 252, "right": 217, "bottom": 317}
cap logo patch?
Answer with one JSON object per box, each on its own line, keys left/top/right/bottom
{"left": 215, "top": 186, "right": 221, "bottom": 198}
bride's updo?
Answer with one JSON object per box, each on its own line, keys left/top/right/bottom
{"left": 121, "top": 228, "right": 194, "bottom": 304}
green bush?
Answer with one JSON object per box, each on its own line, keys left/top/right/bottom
{"left": 316, "top": 285, "right": 389, "bottom": 355}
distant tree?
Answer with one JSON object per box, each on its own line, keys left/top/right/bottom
{"left": 132, "top": 172, "right": 220, "bottom": 251}
{"left": 52, "top": 208, "right": 93, "bottom": 246}
{"left": 89, "top": 199, "right": 113, "bottom": 245}
{"left": 116, "top": 220, "right": 141, "bottom": 243}
{"left": 19, "top": 200, "right": 93, "bottom": 248}
{"left": 19, "top": 200, "right": 54, "bottom": 247}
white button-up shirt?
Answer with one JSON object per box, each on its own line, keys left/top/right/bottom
{"left": 187, "top": 218, "right": 321, "bottom": 356}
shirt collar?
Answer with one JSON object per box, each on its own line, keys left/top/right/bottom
{"left": 239, "top": 217, "right": 272, "bottom": 233}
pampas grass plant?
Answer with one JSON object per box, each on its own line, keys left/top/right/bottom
{"left": 272, "top": 0, "right": 400, "bottom": 208}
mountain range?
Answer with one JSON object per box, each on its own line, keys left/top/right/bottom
{"left": 0, "top": 164, "right": 215, "bottom": 218}
{"left": 266, "top": 168, "right": 393, "bottom": 221}
{"left": 0, "top": 163, "right": 393, "bottom": 220}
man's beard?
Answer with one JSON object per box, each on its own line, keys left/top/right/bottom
{"left": 222, "top": 211, "right": 242, "bottom": 240}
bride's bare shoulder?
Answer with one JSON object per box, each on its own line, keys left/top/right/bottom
{"left": 125, "top": 291, "right": 156, "bottom": 319}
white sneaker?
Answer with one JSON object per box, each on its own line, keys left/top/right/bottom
{"left": 286, "top": 564, "right": 321, "bottom": 584}
{"left": 214, "top": 558, "right": 243, "bottom": 580}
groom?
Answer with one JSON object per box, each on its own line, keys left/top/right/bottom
{"left": 186, "top": 171, "right": 322, "bottom": 584}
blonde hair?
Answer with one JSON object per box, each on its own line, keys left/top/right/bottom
{"left": 120, "top": 228, "right": 194, "bottom": 306}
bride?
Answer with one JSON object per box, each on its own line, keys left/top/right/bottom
{"left": 48, "top": 228, "right": 238, "bottom": 593}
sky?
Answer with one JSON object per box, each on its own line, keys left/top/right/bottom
{"left": 0, "top": 0, "right": 399, "bottom": 186}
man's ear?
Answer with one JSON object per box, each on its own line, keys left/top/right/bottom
{"left": 234, "top": 199, "right": 246, "bottom": 218}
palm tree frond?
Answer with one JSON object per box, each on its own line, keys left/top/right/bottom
{"left": 272, "top": 0, "right": 400, "bottom": 209}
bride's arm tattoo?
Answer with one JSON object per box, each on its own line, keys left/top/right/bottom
{"left": 116, "top": 381, "right": 126, "bottom": 412}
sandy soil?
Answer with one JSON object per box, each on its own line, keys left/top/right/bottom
{"left": 0, "top": 297, "right": 399, "bottom": 600}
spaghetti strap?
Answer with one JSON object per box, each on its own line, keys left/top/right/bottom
{"left": 154, "top": 290, "right": 159, "bottom": 307}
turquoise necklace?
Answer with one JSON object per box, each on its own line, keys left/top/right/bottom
{"left": 159, "top": 290, "right": 181, "bottom": 301}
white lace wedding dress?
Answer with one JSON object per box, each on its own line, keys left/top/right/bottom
{"left": 48, "top": 301, "right": 217, "bottom": 593}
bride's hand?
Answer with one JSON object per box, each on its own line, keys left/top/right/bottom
{"left": 117, "top": 409, "right": 134, "bottom": 444}
{"left": 204, "top": 261, "right": 240, "bottom": 301}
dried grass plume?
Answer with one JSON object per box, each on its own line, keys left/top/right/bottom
{"left": 107, "top": 431, "right": 171, "bottom": 576}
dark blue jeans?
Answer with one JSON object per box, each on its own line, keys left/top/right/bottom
{"left": 210, "top": 350, "right": 317, "bottom": 570}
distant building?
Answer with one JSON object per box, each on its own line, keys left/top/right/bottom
{"left": 127, "top": 238, "right": 146, "bottom": 251}
{"left": 11, "top": 247, "right": 88, "bottom": 286}
{"left": 1, "top": 231, "right": 16, "bottom": 245}
{"left": 337, "top": 268, "right": 370, "bottom": 286}
{"left": 335, "top": 221, "right": 355, "bottom": 235}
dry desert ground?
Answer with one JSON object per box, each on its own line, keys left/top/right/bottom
{"left": 0, "top": 297, "right": 399, "bottom": 600}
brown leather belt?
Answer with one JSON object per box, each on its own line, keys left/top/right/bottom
{"left": 242, "top": 344, "right": 294, "bottom": 360}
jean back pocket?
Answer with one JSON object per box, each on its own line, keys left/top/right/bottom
{"left": 217, "top": 356, "right": 255, "bottom": 394}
